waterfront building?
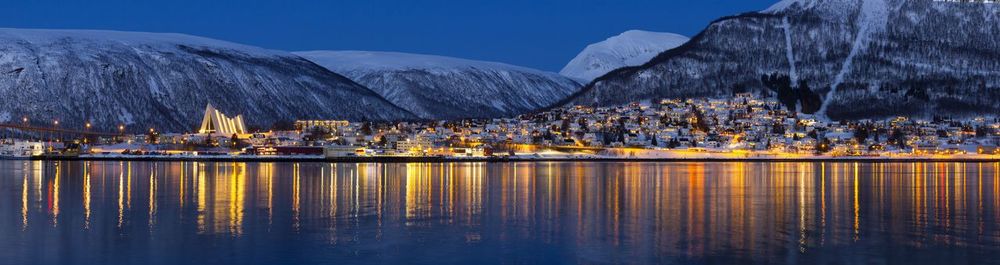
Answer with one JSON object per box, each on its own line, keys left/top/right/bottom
{"left": 0, "top": 140, "right": 44, "bottom": 157}
{"left": 250, "top": 146, "right": 324, "bottom": 156}
{"left": 978, "top": 145, "right": 999, "bottom": 155}
{"left": 323, "top": 145, "right": 363, "bottom": 158}
{"left": 396, "top": 137, "right": 434, "bottom": 155}
{"left": 198, "top": 104, "right": 247, "bottom": 135}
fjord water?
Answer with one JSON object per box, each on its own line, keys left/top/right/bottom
{"left": 0, "top": 161, "right": 998, "bottom": 265}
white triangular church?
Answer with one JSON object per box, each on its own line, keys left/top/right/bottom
{"left": 198, "top": 104, "right": 247, "bottom": 135}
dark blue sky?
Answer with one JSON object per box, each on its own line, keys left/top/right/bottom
{"left": 5, "top": 0, "right": 777, "bottom": 71}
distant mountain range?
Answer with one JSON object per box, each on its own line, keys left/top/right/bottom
{"left": 0, "top": 28, "right": 415, "bottom": 132}
{"left": 0, "top": 28, "right": 583, "bottom": 132}
{"left": 562, "top": 0, "right": 1000, "bottom": 120}
{"left": 4, "top": 0, "right": 999, "bottom": 132}
{"left": 560, "top": 30, "right": 689, "bottom": 83}
{"left": 295, "top": 51, "right": 579, "bottom": 120}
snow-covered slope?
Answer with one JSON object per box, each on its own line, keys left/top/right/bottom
{"left": 296, "top": 51, "right": 580, "bottom": 119}
{"left": 563, "top": 0, "right": 1000, "bottom": 120}
{"left": 560, "top": 30, "right": 689, "bottom": 82}
{"left": 0, "top": 28, "right": 415, "bottom": 132}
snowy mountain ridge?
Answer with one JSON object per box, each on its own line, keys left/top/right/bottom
{"left": 297, "top": 50, "right": 580, "bottom": 120}
{"left": 297, "top": 50, "right": 563, "bottom": 77}
{"left": 0, "top": 28, "right": 285, "bottom": 56}
{"left": 764, "top": 0, "right": 816, "bottom": 13}
{"left": 0, "top": 28, "right": 415, "bottom": 132}
{"left": 563, "top": 0, "right": 1000, "bottom": 120}
{"left": 560, "top": 30, "right": 689, "bottom": 82}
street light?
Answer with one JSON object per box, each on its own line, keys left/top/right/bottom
{"left": 52, "top": 120, "right": 60, "bottom": 143}
{"left": 116, "top": 125, "right": 125, "bottom": 143}
{"left": 17, "top": 117, "right": 29, "bottom": 141}
{"left": 82, "top": 122, "right": 92, "bottom": 144}
{"left": 148, "top": 128, "right": 158, "bottom": 145}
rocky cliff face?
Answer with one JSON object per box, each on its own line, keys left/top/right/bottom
{"left": 0, "top": 28, "right": 415, "bottom": 133}
{"left": 564, "top": 0, "right": 1000, "bottom": 120}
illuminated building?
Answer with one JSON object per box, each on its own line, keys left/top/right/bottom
{"left": 295, "top": 120, "right": 350, "bottom": 131}
{"left": 198, "top": 104, "right": 247, "bottom": 135}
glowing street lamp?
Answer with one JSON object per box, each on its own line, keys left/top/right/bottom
{"left": 80, "top": 122, "right": 93, "bottom": 143}
{"left": 114, "top": 125, "right": 126, "bottom": 143}
{"left": 50, "top": 120, "right": 60, "bottom": 144}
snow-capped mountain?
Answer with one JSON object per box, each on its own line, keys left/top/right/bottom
{"left": 0, "top": 28, "right": 415, "bottom": 133}
{"left": 295, "top": 51, "right": 580, "bottom": 119}
{"left": 560, "top": 30, "right": 689, "bottom": 83}
{"left": 563, "top": 0, "right": 1000, "bottom": 120}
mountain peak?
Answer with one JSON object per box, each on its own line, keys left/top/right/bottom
{"left": 0, "top": 28, "right": 414, "bottom": 131}
{"left": 560, "top": 30, "right": 689, "bottom": 82}
{"left": 764, "top": 0, "right": 815, "bottom": 13}
{"left": 565, "top": 0, "right": 1000, "bottom": 120}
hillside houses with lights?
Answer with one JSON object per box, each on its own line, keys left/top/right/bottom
{"left": 9, "top": 93, "right": 998, "bottom": 159}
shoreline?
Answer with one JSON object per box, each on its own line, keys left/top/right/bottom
{"left": 8, "top": 155, "right": 1000, "bottom": 163}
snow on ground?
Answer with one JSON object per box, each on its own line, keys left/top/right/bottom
{"left": 782, "top": 17, "right": 799, "bottom": 84}
{"left": 818, "top": 0, "right": 888, "bottom": 118}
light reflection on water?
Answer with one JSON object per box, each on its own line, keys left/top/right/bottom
{"left": 0, "top": 161, "right": 998, "bottom": 264}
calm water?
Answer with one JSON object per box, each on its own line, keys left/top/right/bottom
{"left": 0, "top": 161, "right": 998, "bottom": 265}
